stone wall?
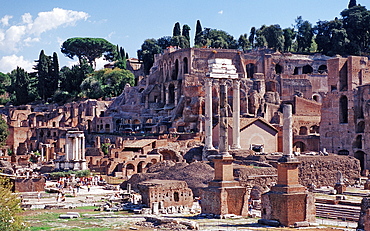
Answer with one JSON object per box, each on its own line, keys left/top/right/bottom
{"left": 12, "top": 177, "right": 45, "bottom": 192}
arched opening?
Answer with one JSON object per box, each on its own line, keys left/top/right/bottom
{"left": 168, "top": 84, "right": 175, "bottom": 104}
{"left": 137, "top": 161, "right": 145, "bottom": 173}
{"left": 302, "top": 65, "right": 313, "bottom": 74}
{"left": 312, "top": 94, "right": 322, "bottom": 103}
{"left": 174, "top": 192, "right": 179, "bottom": 202}
{"left": 246, "top": 63, "right": 256, "bottom": 78}
{"left": 172, "top": 59, "right": 179, "bottom": 80}
{"left": 183, "top": 57, "right": 188, "bottom": 74}
{"left": 339, "top": 61, "right": 348, "bottom": 91}
{"left": 356, "top": 121, "right": 365, "bottom": 133}
{"left": 161, "top": 150, "right": 177, "bottom": 161}
{"left": 318, "top": 65, "right": 327, "bottom": 74}
{"left": 293, "top": 141, "right": 306, "bottom": 153}
{"left": 299, "top": 126, "right": 308, "bottom": 135}
{"left": 275, "top": 64, "right": 283, "bottom": 74}
{"left": 353, "top": 135, "right": 363, "bottom": 149}
{"left": 354, "top": 151, "right": 366, "bottom": 174}
{"left": 126, "top": 163, "right": 135, "bottom": 176}
{"left": 339, "top": 95, "right": 348, "bottom": 123}
{"left": 293, "top": 67, "right": 300, "bottom": 75}
{"left": 309, "top": 125, "right": 319, "bottom": 134}
{"left": 151, "top": 159, "right": 157, "bottom": 164}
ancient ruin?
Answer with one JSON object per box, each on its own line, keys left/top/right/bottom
{"left": 261, "top": 105, "right": 316, "bottom": 226}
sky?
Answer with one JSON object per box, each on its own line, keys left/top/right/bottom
{"left": 0, "top": 0, "right": 361, "bottom": 73}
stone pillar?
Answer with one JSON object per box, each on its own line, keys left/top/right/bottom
{"left": 73, "top": 137, "right": 78, "bottom": 160}
{"left": 283, "top": 104, "right": 293, "bottom": 155}
{"left": 65, "top": 137, "right": 70, "bottom": 161}
{"left": 165, "top": 84, "right": 169, "bottom": 105}
{"left": 219, "top": 80, "right": 230, "bottom": 156}
{"left": 174, "top": 83, "right": 178, "bottom": 106}
{"left": 232, "top": 79, "right": 241, "bottom": 149}
{"left": 81, "top": 135, "right": 85, "bottom": 160}
{"left": 204, "top": 78, "right": 214, "bottom": 150}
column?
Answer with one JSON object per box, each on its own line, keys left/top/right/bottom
{"left": 65, "top": 137, "right": 70, "bottom": 161}
{"left": 73, "top": 137, "right": 78, "bottom": 160}
{"left": 165, "top": 83, "right": 169, "bottom": 105}
{"left": 219, "top": 79, "right": 230, "bottom": 156}
{"left": 81, "top": 135, "right": 86, "bottom": 160}
{"left": 204, "top": 77, "right": 214, "bottom": 150}
{"left": 232, "top": 79, "right": 241, "bottom": 149}
{"left": 283, "top": 104, "right": 293, "bottom": 155}
{"left": 174, "top": 83, "right": 178, "bottom": 106}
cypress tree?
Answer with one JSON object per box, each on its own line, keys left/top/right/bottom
{"left": 182, "top": 24, "right": 191, "bottom": 42}
{"left": 348, "top": 0, "right": 357, "bottom": 8}
{"left": 195, "top": 20, "right": 203, "bottom": 46}
{"left": 173, "top": 22, "right": 181, "bottom": 37}
{"left": 51, "top": 52, "right": 59, "bottom": 93}
{"left": 249, "top": 27, "right": 256, "bottom": 48}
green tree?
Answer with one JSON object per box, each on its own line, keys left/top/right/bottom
{"left": 59, "top": 60, "right": 93, "bottom": 96}
{"left": 238, "top": 34, "right": 250, "bottom": 51}
{"left": 173, "top": 22, "right": 181, "bottom": 37}
{"left": 182, "top": 24, "right": 191, "bottom": 42}
{"left": 283, "top": 28, "right": 296, "bottom": 52}
{"left": 261, "top": 24, "right": 284, "bottom": 51}
{"left": 61, "top": 37, "right": 117, "bottom": 69}
{"left": 157, "top": 36, "right": 172, "bottom": 49}
{"left": 202, "top": 28, "right": 238, "bottom": 49}
{"left": 82, "top": 68, "right": 135, "bottom": 99}
{"left": 314, "top": 18, "right": 348, "bottom": 55}
{"left": 9, "top": 67, "right": 36, "bottom": 105}
{"left": 137, "top": 38, "right": 162, "bottom": 75}
{"left": 194, "top": 20, "right": 203, "bottom": 47}
{"left": 0, "top": 118, "right": 9, "bottom": 147}
{"left": 295, "top": 16, "right": 314, "bottom": 52}
{"left": 114, "top": 45, "right": 127, "bottom": 70}
{"left": 348, "top": 0, "right": 357, "bottom": 8}
{"left": 171, "top": 35, "right": 190, "bottom": 48}
{"left": 249, "top": 27, "right": 256, "bottom": 48}
{"left": 0, "top": 72, "right": 11, "bottom": 105}
{"left": 255, "top": 25, "right": 267, "bottom": 48}
{"left": 0, "top": 176, "right": 26, "bottom": 231}
{"left": 341, "top": 5, "right": 370, "bottom": 55}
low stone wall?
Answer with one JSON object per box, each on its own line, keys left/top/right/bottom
{"left": 12, "top": 177, "right": 46, "bottom": 192}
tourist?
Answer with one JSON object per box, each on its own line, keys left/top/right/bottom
{"left": 37, "top": 191, "right": 41, "bottom": 202}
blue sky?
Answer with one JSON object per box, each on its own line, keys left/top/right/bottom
{"left": 0, "top": 0, "right": 359, "bottom": 73}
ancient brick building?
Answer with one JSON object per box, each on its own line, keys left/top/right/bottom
{"left": 321, "top": 56, "right": 370, "bottom": 174}
{"left": 137, "top": 179, "right": 193, "bottom": 212}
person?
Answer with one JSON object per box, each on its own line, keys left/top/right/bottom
{"left": 87, "top": 184, "right": 91, "bottom": 192}
{"left": 37, "top": 191, "right": 41, "bottom": 202}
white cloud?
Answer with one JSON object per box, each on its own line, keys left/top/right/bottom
{"left": 0, "top": 15, "right": 13, "bottom": 26}
{"left": 0, "top": 8, "right": 89, "bottom": 54}
{"left": 0, "top": 55, "right": 35, "bottom": 73}
{"left": 218, "top": 10, "right": 223, "bottom": 15}
{"left": 30, "top": 8, "right": 89, "bottom": 36}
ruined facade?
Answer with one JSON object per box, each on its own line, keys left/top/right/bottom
{"left": 321, "top": 56, "right": 370, "bottom": 173}
{"left": 137, "top": 179, "right": 193, "bottom": 212}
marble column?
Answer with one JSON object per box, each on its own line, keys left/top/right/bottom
{"left": 165, "top": 83, "right": 169, "bottom": 105}
{"left": 283, "top": 104, "right": 293, "bottom": 155}
{"left": 232, "top": 79, "right": 241, "bottom": 149}
{"left": 82, "top": 136, "right": 86, "bottom": 160}
{"left": 204, "top": 78, "right": 214, "bottom": 150}
{"left": 219, "top": 80, "right": 230, "bottom": 156}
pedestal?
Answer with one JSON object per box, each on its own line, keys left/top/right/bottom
{"left": 334, "top": 183, "right": 346, "bottom": 194}
{"left": 200, "top": 156, "right": 248, "bottom": 216}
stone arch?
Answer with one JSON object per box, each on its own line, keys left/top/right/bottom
{"left": 160, "top": 149, "right": 180, "bottom": 162}
{"left": 356, "top": 121, "right": 365, "bottom": 133}
{"left": 309, "top": 125, "right": 319, "bottom": 134}
{"left": 183, "top": 57, "right": 188, "bottom": 74}
{"left": 318, "top": 65, "right": 327, "bottom": 74}
{"left": 173, "top": 59, "right": 179, "bottom": 80}
{"left": 354, "top": 151, "right": 366, "bottom": 173}
{"left": 303, "top": 65, "right": 313, "bottom": 74}
{"left": 299, "top": 126, "right": 308, "bottom": 135}
{"left": 246, "top": 63, "right": 256, "bottom": 78}
{"left": 168, "top": 83, "right": 175, "bottom": 104}
{"left": 312, "top": 93, "right": 322, "bottom": 103}
{"left": 353, "top": 135, "right": 363, "bottom": 149}
{"left": 137, "top": 161, "right": 146, "bottom": 173}
{"left": 151, "top": 159, "right": 158, "bottom": 164}
{"left": 174, "top": 191, "right": 180, "bottom": 202}
{"left": 126, "top": 163, "right": 135, "bottom": 176}
{"left": 339, "top": 61, "right": 348, "bottom": 91}
{"left": 339, "top": 95, "right": 348, "bottom": 123}
{"left": 293, "top": 141, "right": 306, "bottom": 153}
{"left": 275, "top": 64, "right": 283, "bottom": 74}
